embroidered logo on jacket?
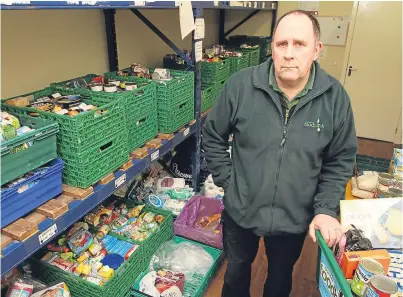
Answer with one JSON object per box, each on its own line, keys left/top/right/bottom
{"left": 304, "top": 119, "right": 324, "bottom": 132}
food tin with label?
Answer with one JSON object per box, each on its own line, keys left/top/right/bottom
{"left": 351, "top": 258, "right": 385, "bottom": 297}
{"left": 364, "top": 275, "right": 398, "bottom": 297}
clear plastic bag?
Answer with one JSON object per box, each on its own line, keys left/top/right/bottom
{"left": 149, "top": 240, "right": 214, "bottom": 281}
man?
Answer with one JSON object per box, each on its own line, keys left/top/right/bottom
{"left": 202, "top": 9, "right": 357, "bottom": 297}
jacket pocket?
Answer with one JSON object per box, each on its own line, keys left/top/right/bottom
{"left": 224, "top": 174, "right": 249, "bottom": 218}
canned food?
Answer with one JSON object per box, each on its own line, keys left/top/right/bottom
{"left": 351, "top": 258, "right": 385, "bottom": 297}
{"left": 365, "top": 275, "right": 398, "bottom": 297}
{"left": 125, "top": 82, "right": 137, "bottom": 91}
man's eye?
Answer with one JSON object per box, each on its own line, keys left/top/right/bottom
{"left": 295, "top": 42, "right": 304, "bottom": 47}
{"left": 278, "top": 43, "right": 287, "bottom": 47}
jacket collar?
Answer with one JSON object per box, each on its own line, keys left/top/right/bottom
{"left": 252, "top": 57, "right": 333, "bottom": 102}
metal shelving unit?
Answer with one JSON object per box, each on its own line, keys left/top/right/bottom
{"left": 0, "top": 0, "right": 277, "bottom": 276}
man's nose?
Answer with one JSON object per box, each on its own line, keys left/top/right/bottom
{"left": 284, "top": 45, "right": 294, "bottom": 60}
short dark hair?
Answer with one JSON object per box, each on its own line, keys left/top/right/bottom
{"left": 273, "top": 10, "right": 321, "bottom": 41}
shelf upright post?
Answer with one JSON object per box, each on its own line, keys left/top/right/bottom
{"left": 219, "top": 9, "right": 226, "bottom": 45}
{"left": 103, "top": 9, "right": 119, "bottom": 71}
{"left": 271, "top": 4, "right": 278, "bottom": 37}
{"left": 191, "top": 5, "right": 203, "bottom": 192}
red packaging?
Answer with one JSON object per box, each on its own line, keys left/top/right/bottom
{"left": 365, "top": 275, "right": 398, "bottom": 297}
{"left": 49, "top": 257, "right": 74, "bottom": 271}
{"left": 47, "top": 243, "right": 70, "bottom": 253}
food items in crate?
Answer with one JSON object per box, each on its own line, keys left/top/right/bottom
{"left": 49, "top": 256, "right": 74, "bottom": 271}
{"left": 351, "top": 258, "right": 385, "bottom": 297}
{"left": 117, "top": 63, "right": 151, "bottom": 79}
{"left": 31, "top": 282, "right": 71, "bottom": 297}
{"left": 1, "top": 111, "right": 35, "bottom": 151}
{"left": 341, "top": 249, "right": 391, "bottom": 279}
{"left": 139, "top": 269, "right": 185, "bottom": 297}
{"left": 97, "top": 266, "right": 114, "bottom": 283}
{"left": 1, "top": 166, "right": 49, "bottom": 191}
{"left": 240, "top": 44, "right": 259, "bottom": 49}
{"left": 365, "top": 274, "right": 398, "bottom": 297}
{"left": 47, "top": 243, "right": 70, "bottom": 253}
{"left": 84, "top": 206, "right": 113, "bottom": 227}
{"left": 67, "top": 230, "right": 94, "bottom": 256}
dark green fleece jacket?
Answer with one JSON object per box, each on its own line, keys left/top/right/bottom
{"left": 202, "top": 58, "right": 358, "bottom": 236}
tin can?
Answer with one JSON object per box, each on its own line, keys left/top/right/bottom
{"left": 96, "top": 225, "right": 110, "bottom": 239}
{"left": 365, "top": 275, "right": 398, "bottom": 297}
{"left": 351, "top": 258, "right": 385, "bottom": 297}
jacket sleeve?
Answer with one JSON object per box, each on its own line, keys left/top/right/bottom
{"left": 314, "top": 97, "right": 358, "bottom": 218}
{"left": 202, "top": 82, "right": 237, "bottom": 191}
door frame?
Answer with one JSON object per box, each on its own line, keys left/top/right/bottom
{"left": 340, "top": 1, "right": 359, "bottom": 85}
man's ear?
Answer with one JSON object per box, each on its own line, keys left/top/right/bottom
{"left": 314, "top": 41, "right": 323, "bottom": 61}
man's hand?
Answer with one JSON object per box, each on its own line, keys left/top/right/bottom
{"left": 309, "top": 214, "right": 343, "bottom": 248}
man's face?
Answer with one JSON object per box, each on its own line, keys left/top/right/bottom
{"left": 272, "top": 13, "right": 322, "bottom": 83}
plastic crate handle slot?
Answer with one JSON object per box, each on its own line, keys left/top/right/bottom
{"left": 178, "top": 102, "right": 187, "bottom": 109}
{"left": 98, "top": 140, "right": 114, "bottom": 153}
{"left": 136, "top": 116, "right": 148, "bottom": 127}
{"left": 134, "top": 89, "right": 145, "bottom": 97}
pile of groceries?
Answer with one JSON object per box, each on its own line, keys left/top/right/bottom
{"left": 0, "top": 111, "right": 35, "bottom": 147}
{"left": 38, "top": 198, "right": 165, "bottom": 287}
{"left": 63, "top": 74, "right": 151, "bottom": 93}
{"left": 116, "top": 63, "right": 174, "bottom": 82}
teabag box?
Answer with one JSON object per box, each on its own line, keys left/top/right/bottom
{"left": 340, "top": 198, "right": 403, "bottom": 249}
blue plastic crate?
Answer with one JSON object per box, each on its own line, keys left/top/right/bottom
{"left": 1, "top": 158, "right": 64, "bottom": 228}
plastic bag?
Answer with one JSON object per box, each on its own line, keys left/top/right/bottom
{"left": 345, "top": 225, "right": 373, "bottom": 252}
{"left": 149, "top": 240, "right": 214, "bottom": 281}
{"left": 174, "top": 196, "right": 224, "bottom": 249}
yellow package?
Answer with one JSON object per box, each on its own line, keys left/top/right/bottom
{"left": 98, "top": 266, "right": 114, "bottom": 282}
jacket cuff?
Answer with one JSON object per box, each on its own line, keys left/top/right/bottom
{"left": 314, "top": 208, "right": 338, "bottom": 218}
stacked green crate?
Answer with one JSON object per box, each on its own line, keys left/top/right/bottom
{"left": 2, "top": 87, "right": 128, "bottom": 188}
{"left": 241, "top": 46, "right": 260, "bottom": 67}
{"left": 226, "top": 51, "right": 250, "bottom": 76}
{"left": 201, "top": 59, "right": 230, "bottom": 87}
{"left": 52, "top": 74, "right": 158, "bottom": 153}
{"left": 201, "top": 84, "right": 217, "bottom": 113}
{"left": 229, "top": 35, "right": 271, "bottom": 64}
{"left": 108, "top": 69, "right": 195, "bottom": 134}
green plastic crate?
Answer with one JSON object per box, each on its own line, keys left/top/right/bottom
{"left": 32, "top": 235, "right": 146, "bottom": 297}
{"left": 129, "top": 236, "right": 223, "bottom": 297}
{"left": 127, "top": 108, "right": 158, "bottom": 153}
{"left": 109, "top": 204, "right": 174, "bottom": 266}
{"left": 60, "top": 132, "right": 128, "bottom": 188}
{"left": 226, "top": 52, "right": 250, "bottom": 76}
{"left": 1, "top": 113, "right": 59, "bottom": 186}
{"left": 241, "top": 47, "right": 260, "bottom": 66}
{"left": 356, "top": 154, "right": 391, "bottom": 173}
{"left": 201, "top": 85, "right": 217, "bottom": 113}
{"left": 158, "top": 96, "right": 194, "bottom": 133}
{"left": 201, "top": 60, "right": 230, "bottom": 87}
{"left": 2, "top": 87, "right": 125, "bottom": 153}
{"left": 215, "top": 78, "right": 228, "bottom": 96}
{"left": 52, "top": 74, "right": 158, "bottom": 154}
{"left": 107, "top": 68, "right": 194, "bottom": 108}
{"left": 316, "top": 230, "right": 353, "bottom": 297}
{"left": 52, "top": 74, "right": 157, "bottom": 117}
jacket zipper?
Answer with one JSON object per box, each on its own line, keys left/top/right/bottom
{"left": 260, "top": 86, "right": 332, "bottom": 233}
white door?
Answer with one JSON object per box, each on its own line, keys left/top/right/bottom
{"left": 343, "top": 1, "right": 402, "bottom": 142}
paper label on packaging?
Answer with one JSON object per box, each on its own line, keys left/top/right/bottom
{"left": 183, "top": 127, "right": 190, "bottom": 137}
{"left": 115, "top": 173, "right": 126, "bottom": 188}
{"left": 151, "top": 150, "right": 159, "bottom": 161}
{"left": 39, "top": 224, "right": 57, "bottom": 245}
{"left": 134, "top": 1, "right": 145, "bottom": 6}
{"left": 161, "top": 286, "right": 182, "bottom": 297}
